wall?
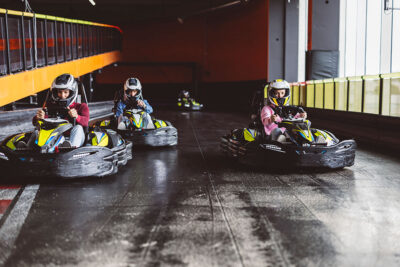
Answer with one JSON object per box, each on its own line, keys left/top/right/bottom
{"left": 311, "top": 0, "right": 340, "bottom": 51}
{"left": 284, "top": 0, "right": 300, "bottom": 82}
{"left": 339, "top": 0, "right": 400, "bottom": 77}
{"left": 268, "top": 0, "right": 285, "bottom": 80}
{"left": 97, "top": 0, "right": 268, "bottom": 86}
{"left": 267, "top": 0, "right": 300, "bottom": 82}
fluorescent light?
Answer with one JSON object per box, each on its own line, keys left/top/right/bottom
{"left": 89, "top": 0, "right": 96, "bottom": 6}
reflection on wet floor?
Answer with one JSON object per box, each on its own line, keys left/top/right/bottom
{"left": 1, "top": 110, "right": 400, "bottom": 266}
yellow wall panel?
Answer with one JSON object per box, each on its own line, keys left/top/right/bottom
{"left": 323, "top": 79, "right": 334, "bottom": 109}
{"left": 334, "top": 78, "right": 348, "bottom": 111}
{"left": 314, "top": 80, "right": 324, "bottom": 109}
{"left": 292, "top": 83, "right": 300, "bottom": 105}
{"left": 363, "top": 75, "right": 380, "bottom": 114}
{"left": 306, "top": 81, "right": 315, "bottom": 108}
{"left": 381, "top": 78, "right": 391, "bottom": 116}
{"left": 348, "top": 76, "right": 363, "bottom": 112}
{"left": 299, "top": 82, "right": 307, "bottom": 106}
{"left": 390, "top": 77, "right": 400, "bottom": 117}
{"left": 289, "top": 84, "right": 294, "bottom": 105}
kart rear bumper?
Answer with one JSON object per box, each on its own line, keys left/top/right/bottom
{"left": 119, "top": 126, "right": 178, "bottom": 146}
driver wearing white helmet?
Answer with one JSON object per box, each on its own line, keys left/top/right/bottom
{"left": 31, "top": 74, "right": 89, "bottom": 148}
{"left": 113, "top": 77, "right": 153, "bottom": 126}
{"left": 261, "top": 79, "right": 307, "bottom": 142}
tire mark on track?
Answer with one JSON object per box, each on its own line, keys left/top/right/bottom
{"left": 189, "top": 119, "right": 245, "bottom": 267}
{"left": 273, "top": 175, "right": 344, "bottom": 247}
{"left": 235, "top": 186, "right": 291, "bottom": 267}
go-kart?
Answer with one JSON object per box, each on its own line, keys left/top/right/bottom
{"left": 99, "top": 108, "right": 178, "bottom": 147}
{"left": 177, "top": 98, "right": 203, "bottom": 111}
{"left": 220, "top": 116, "right": 356, "bottom": 169}
{"left": 0, "top": 106, "right": 132, "bottom": 178}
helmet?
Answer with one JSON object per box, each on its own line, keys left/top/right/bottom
{"left": 124, "top": 78, "right": 142, "bottom": 100}
{"left": 180, "top": 90, "right": 190, "bottom": 98}
{"left": 50, "top": 73, "right": 78, "bottom": 107}
{"left": 264, "top": 79, "right": 291, "bottom": 106}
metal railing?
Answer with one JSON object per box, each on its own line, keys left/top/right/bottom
{"left": 0, "top": 8, "right": 122, "bottom": 76}
{"left": 290, "top": 72, "right": 400, "bottom": 117}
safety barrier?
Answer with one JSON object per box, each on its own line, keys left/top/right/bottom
{"left": 290, "top": 72, "right": 400, "bottom": 117}
{"left": 0, "top": 8, "right": 122, "bottom": 76}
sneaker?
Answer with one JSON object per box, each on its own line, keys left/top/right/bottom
{"left": 276, "top": 135, "right": 286, "bottom": 143}
{"left": 16, "top": 141, "right": 27, "bottom": 149}
{"left": 58, "top": 140, "right": 72, "bottom": 148}
{"left": 117, "top": 121, "right": 127, "bottom": 130}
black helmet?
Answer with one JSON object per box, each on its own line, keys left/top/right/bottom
{"left": 50, "top": 74, "right": 78, "bottom": 107}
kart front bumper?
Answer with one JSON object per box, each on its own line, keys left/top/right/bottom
{"left": 0, "top": 142, "right": 132, "bottom": 178}
{"left": 221, "top": 135, "right": 356, "bottom": 169}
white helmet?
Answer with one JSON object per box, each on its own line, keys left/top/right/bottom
{"left": 124, "top": 77, "right": 142, "bottom": 100}
{"left": 264, "top": 79, "right": 291, "bottom": 106}
{"left": 50, "top": 73, "right": 78, "bottom": 106}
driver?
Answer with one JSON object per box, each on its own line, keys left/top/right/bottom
{"left": 113, "top": 77, "right": 153, "bottom": 128}
{"left": 32, "top": 74, "right": 89, "bottom": 148}
{"left": 177, "top": 90, "right": 190, "bottom": 107}
{"left": 178, "top": 90, "right": 203, "bottom": 109}
{"left": 261, "top": 79, "right": 307, "bottom": 142}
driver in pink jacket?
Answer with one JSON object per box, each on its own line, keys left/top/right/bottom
{"left": 261, "top": 79, "right": 307, "bottom": 142}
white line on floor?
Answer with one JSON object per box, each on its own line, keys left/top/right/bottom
{"left": 0, "top": 184, "right": 39, "bottom": 265}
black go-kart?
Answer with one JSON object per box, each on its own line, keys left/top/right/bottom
{"left": 220, "top": 115, "right": 356, "bottom": 169}
{"left": 0, "top": 81, "right": 132, "bottom": 178}
{"left": 99, "top": 108, "right": 178, "bottom": 147}
{"left": 0, "top": 107, "right": 132, "bottom": 178}
{"left": 177, "top": 98, "right": 204, "bottom": 111}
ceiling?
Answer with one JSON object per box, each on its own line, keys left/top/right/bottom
{"left": 2, "top": 0, "right": 250, "bottom": 25}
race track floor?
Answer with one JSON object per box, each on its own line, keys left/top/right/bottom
{"left": 1, "top": 110, "right": 400, "bottom": 266}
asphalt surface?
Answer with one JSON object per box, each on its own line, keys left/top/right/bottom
{"left": 1, "top": 110, "right": 400, "bottom": 266}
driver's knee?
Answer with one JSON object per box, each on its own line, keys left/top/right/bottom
{"left": 269, "top": 128, "right": 286, "bottom": 142}
{"left": 70, "top": 125, "right": 85, "bottom": 147}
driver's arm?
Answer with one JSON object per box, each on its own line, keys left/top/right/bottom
{"left": 74, "top": 103, "right": 90, "bottom": 127}
{"left": 143, "top": 100, "right": 153, "bottom": 114}
{"left": 296, "top": 106, "right": 307, "bottom": 118}
{"left": 115, "top": 101, "right": 125, "bottom": 118}
{"left": 36, "top": 109, "right": 45, "bottom": 119}
{"left": 32, "top": 108, "right": 47, "bottom": 125}
{"left": 292, "top": 106, "right": 307, "bottom": 119}
{"left": 261, "top": 106, "right": 281, "bottom": 126}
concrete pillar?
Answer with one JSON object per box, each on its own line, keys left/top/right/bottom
{"left": 268, "top": 0, "right": 300, "bottom": 82}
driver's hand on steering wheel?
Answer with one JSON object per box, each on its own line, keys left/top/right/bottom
{"left": 67, "top": 107, "right": 78, "bottom": 119}
{"left": 137, "top": 100, "right": 146, "bottom": 108}
{"left": 37, "top": 109, "right": 45, "bottom": 119}
{"left": 299, "top": 112, "right": 307, "bottom": 119}
{"left": 271, "top": 114, "right": 279, "bottom": 122}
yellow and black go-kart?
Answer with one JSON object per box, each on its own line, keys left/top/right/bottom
{"left": 99, "top": 108, "right": 178, "bottom": 147}
{"left": 220, "top": 117, "right": 356, "bottom": 169}
{"left": 177, "top": 98, "right": 204, "bottom": 111}
{"left": 0, "top": 108, "right": 132, "bottom": 178}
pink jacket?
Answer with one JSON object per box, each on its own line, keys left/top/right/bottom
{"left": 261, "top": 105, "right": 301, "bottom": 135}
